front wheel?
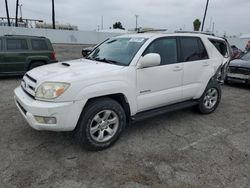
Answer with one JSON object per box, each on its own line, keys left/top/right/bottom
{"left": 75, "top": 98, "right": 126, "bottom": 151}
{"left": 197, "top": 84, "right": 221, "bottom": 114}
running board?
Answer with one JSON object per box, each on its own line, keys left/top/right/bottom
{"left": 131, "top": 101, "right": 199, "bottom": 122}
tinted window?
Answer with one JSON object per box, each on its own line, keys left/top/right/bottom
{"left": 144, "top": 38, "right": 178, "bottom": 65}
{"left": 198, "top": 39, "right": 209, "bottom": 59}
{"left": 7, "top": 39, "right": 28, "bottom": 50}
{"left": 209, "top": 39, "right": 228, "bottom": 57}
{"left": 180, "top": 37, "right": 201, "bottom": 62}
{"left": 31, "top": 39, "right": 48, "bottom": 50}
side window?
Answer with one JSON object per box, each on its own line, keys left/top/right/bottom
{"left": 198, "top": 39, "right": 209, "bottom": 60}
{"left": 31, "top": 39, "right": 48, "bottom": 50}
{"left": 7, "top": 39, "right": 28, "bottom": 50}
{"left": 209, "top": 39, "right": 228, "bottom": 57}
{"left": 0, "top": 39, "right": 2, "bottom": 51}
{"left": 180, "top": 37, "right": 201, "bottom": 62}
{"left": 144, "top": 38, "right": 178, "bottom": 65}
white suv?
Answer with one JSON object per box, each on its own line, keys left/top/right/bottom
{"left": 14, "top": 33, "right": 231, "bottom": 150}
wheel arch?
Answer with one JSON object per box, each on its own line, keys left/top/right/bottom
{"left": 27, "top": 57, "right": 50, "bottom": 70}
{"left": 83, "top": 93, "right": 131, "bottom": 124}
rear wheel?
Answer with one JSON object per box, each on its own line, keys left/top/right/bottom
{"left": 29, "top": 61, "right": 45, "bottom": 70}
{"left": 76, "top": 98, "right": 126, "bottom": 151}
{"left": 197, "top": 83, "right": 221, "bottom": 114}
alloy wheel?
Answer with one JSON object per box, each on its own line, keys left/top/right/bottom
{"left": 89, "top": 110, "right": 119, "bottom": 143}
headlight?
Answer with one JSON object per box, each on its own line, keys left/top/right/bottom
{"left": 35, "top": 82, "right": 70, "bottom": 100}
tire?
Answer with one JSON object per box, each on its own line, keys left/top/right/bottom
{"left": 75, "top": 98, "right": 126, "bottom": 151}
{"left": 197, "top": 82, "right": 221, "bottom": 114}
{"left": 29, "top": 61, "right": 45, "bottom": 70}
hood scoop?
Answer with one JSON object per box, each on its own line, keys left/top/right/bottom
{"left": 61, "top": 62, "right": 70, "bottom": 67}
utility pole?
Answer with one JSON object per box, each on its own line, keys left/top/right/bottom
{"left": 5, "top": 0, "right": 11, "bottom": 26}
{"left": 52, "top": 0, "right": 56, "bottom": 29}
{"left": 201, "top": 0, "right": 210, "bottom": 32}
{"left": 19, "top": 4, "right": 23, "bottom": 20}
{"left": 135, "top": 15, "right": 139, "bottom": 31}
{"left": 15, "top": 0, "right": 19, "bottom": 27}
{"left": 101, "top": 16, "right": 103, "bottom": 30}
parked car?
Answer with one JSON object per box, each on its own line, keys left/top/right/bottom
{"left": 0, "top": 35, "right": 57, "bottom": 75}
{"left": 231, "top": 45, "right": 242, "bottom": 59}
{"left": 14, "top": 33, "right": 231, "bottom": 150}
{"left": 226, "top": 51, "right": 250, "bottom": 84}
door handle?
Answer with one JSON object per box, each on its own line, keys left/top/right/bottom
{"left": 203, "top": 62, "right": 209, "bottom": 67}
{"left": 173, "top": 66, "right": 183, "bottom": 71}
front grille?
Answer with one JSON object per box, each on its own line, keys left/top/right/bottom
{"left": 229, "top": 67, "right": 250, "bottom": 75}
{"left": 26, "top": 74, "right": 37, "bottom": 83}
{"left": 21, "top": 74, "right": 37, "bottom": 97}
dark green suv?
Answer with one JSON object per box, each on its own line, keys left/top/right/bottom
{"left": 0, "top": 35, "right": 57, "bottom": 75}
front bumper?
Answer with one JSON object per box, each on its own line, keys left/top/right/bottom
{"left": 226, "top": 73, "right": 250, "bottom": 84}
{"left": 14, "top": 86, "right": 86, "bottom": 131}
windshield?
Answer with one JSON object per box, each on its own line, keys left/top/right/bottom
{"left": 87, "top": 37, "right": 147, "bottom": 66}
{"left": 241, "top": 51, "right": 250, "bottom": 61}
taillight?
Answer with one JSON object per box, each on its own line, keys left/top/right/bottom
{"left": 52, "top": 52, "right": 56, "bottom": 61}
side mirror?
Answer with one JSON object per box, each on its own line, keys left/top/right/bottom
{"left": 82, "top": 48, "right": 93, "bottom": 57}
{"left": 139, "top": 53, "right": 161, "bottom": 68}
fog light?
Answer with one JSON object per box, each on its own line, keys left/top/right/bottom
{"left": 35, "top": 116, "right": 57, "bottom": 124}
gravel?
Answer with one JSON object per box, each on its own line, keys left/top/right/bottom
{"left": 0, "top": 44, "right": 249, "bottom": 188}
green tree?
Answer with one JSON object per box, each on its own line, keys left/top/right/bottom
{"left": 193, "top": 19, "right": 201, "bottom": 31}
{"left": 113, "top": 22, "right": 125, "bottom": 30}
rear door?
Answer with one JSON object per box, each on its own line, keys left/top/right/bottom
{"left": 180, "top": 37, "right": 210, "bottom": 100}
{"left": 2, "top": 38, "right": 30, "bottom": 73}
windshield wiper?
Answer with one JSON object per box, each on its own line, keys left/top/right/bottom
{"left": 92, "top": 57, "right": 122, "bottom": 65}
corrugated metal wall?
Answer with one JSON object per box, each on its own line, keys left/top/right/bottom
{"left": 0, "top": 26, "right": 123, "bottom": 44}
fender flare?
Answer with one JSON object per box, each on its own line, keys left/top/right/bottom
{"left": 75, "top": 81, "right": 137, "bottom": 115}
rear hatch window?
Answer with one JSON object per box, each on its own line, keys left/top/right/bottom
{"left": 209, "top": 39, "right": 228, "bottom": 57}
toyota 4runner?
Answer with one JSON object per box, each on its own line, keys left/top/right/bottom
{"left": 14, "top": 33, "right": 231, "bottom": 150}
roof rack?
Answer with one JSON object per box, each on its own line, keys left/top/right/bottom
{"left": 137, "top": 29, "right": 168, "bottom": 33}
{"left": 4, "top": 34, "right": 46, "bottom": 38}
{"left": 175, "top": 31, "right": 215, "bottom": 36}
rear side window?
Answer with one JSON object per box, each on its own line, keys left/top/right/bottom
{"left": 144, "top": 38, "right": 178, "bottom": 65}
{"left": 198, "top": 39, "right": 209, "bottom": 59}
{"left": 180, "top": 37, "right": 208, "bottom": 62}
{"left": 209, "top": 39, "right": 228, "bottom": 57}
{"left": 7, "top": 39, "right": 28, "bottom": 50}
{"left": 31, "top": 39, "right": 48, "bottom": 50}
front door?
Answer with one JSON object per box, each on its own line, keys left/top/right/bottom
{"left": 137, "top": 37, "right": 183, "bottom": 112}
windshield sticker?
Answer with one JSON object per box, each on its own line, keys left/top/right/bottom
{"left": 129, "top": 38, "right": 145, "bottom": 43}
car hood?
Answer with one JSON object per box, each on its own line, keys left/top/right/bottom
{"left": 229, "top": 59, "right": 250, "bottom": 69}
{"left": 27, "top": 58, "right": 125, "bottom": 84}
